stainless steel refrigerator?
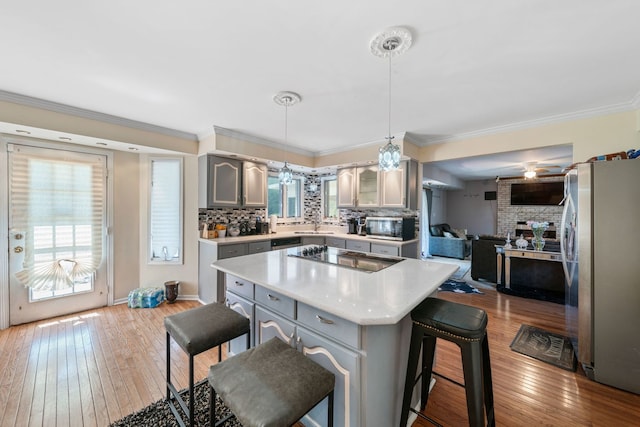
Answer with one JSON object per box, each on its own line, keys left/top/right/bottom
{"left": 561, "top": 158, "right": 640, "bottom": 394}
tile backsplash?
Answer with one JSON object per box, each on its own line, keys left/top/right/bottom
{"left": 199, "top": 170, "right": 419, "bottom": 232}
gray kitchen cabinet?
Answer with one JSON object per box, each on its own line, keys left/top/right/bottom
{"left": 296, "top": 326, "right": 360, "bottom": 427}
{"left": 337, "top": 160, "right": 418, "bottom": 209}
{"left": 254, "top": 305, "right": 296, "bottom": 347}
{"left": 337, "top": 168, "right": 356, "bottom": 207}
{"left": 325, "top": 237, "right": 346, "bottom": 248}
{"left": 301, "top": 236, "right": 325, "bottom": 246}
{"left": 198, "top": 241, "right": 218, "bottom": 303}
{"left": 242, "top": 161, "right": 268, "bottom": 207}
{"left": 378, "top": 160, "right": 419, "bottom": 210}
{"left": 379, "top": 162, "right": 406, "bottom": 208}
{"left": 248, "top": 240, "right": 270, "bottom": 254}
{"left": 338, "top": 166, "right": 379, "bottom": 208}
{"left": 253, "top": 301, "right": 359, "bottom": 427}
{"left": 226, "top": 292, "right": 254, "bottom": 356}
{"left": 199, "top": 155, "right": 268, "bottom": 208}
{"left": 369, "top": 242, "right": 400, "bottom": 257}
{"left": 346, "top": 239, "right": 370, "bottom": 252}
{"left": 371, "top": 241, "right": 418, "bottom": 258}
{"left": 218, "top": 243, "right": 247, "bottom": 259}
{"left": 199, "top": 155, "right": 242, "bottom": 208}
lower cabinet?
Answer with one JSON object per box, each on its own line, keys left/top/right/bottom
{"left": 226, "top": 292, "right": 254, "bottom": 356}
{"left": 198, "top": 241, "right": 218, "bottom": 303}
{"left": 297, "top": 326, "right": 360, "bottom": 427}
{"left": 326, "top": 237, "right": 346, "bottom": 248}
{"left": 345, "top": 239, "right": 370, "bottom": 252}
{"left": 230, "top": 280, "right": 361, "bottom": 427}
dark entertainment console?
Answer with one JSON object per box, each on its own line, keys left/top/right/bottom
{"left": 471, "top": 236, "right": 564, "bottom": 303}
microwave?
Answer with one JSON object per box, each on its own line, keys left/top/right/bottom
{"left": 365, "top": 217, "right": 416, "bottom": 241}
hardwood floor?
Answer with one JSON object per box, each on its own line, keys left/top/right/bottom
{"left": 0, "top": 286, "right": 638, "bottom": 426}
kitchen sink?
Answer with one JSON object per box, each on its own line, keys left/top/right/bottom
{"left": 293, "top": 231, "right": 334, "bottom": 235}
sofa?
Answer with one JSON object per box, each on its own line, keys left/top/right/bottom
{"left": 470, "top": 235, "right": 564, "bottom": 303}
{"left": 428, "top": 223, "right": 470, "bottom": 260}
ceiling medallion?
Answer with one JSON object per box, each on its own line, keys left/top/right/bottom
{"left": 371, "top": 27, "right": 412, "bottom": 171}
{"left": 370, "top": 27, "right": 413, "bottom": 59}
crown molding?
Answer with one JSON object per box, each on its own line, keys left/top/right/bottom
{"left": 0, "top": 90, "right": 198, "bottom": 141}
{"left": 632, "top": 89, "right": 640, "bottom": 109}
{"left": 211, "top": 126, "right": 315, "bottom": 157}
{"left": 421, "top": 98, "right": 640, "bottom": 146}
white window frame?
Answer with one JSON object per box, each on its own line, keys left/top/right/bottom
{"left": 268, "top": 173, "right": 303, "bottom": 223}
{"left": 148, "top": 157, "right": 183, "bottom": 264}
{"left": 321, "top": 175, "right": 339, "bottom": 223}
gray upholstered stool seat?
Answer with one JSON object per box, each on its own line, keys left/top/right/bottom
{"left": 208, "top": 337, "right": 335, "bottom": 427}
{"left": 400, "top": 297, "right": 495, "bottom": 427}
{"left": 165, "top": 303, "right": 250, "bottom": 427}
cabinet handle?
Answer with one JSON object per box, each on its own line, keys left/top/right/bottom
{"left": 234, "top": 281, "right": 243, "bottom": 286}
{"left": 316, "top": 315, "right": 335, "bottom": 325}
{"left": 267, "top": 294, "right": 280, "bottom": 301}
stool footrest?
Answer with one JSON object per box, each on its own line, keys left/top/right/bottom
{"left": 409, "top": 407, "right": 443, "bottom": 427}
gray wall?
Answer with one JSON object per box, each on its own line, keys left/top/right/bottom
{"left": 446, "top": 180, "right": 498, "bottom": 236}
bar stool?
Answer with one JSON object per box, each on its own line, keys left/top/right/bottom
{"left": 208, "top": 337, "right": 335, "bottom": 427}
{"left": 399, "top": 297, "right": 495, "bottom": 427}
{"left": 165, "top": 303, "right": 250, "bottom": 427}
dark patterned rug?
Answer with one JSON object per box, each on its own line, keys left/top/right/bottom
{"left": 110, "top": 380, "right": 241, "bottom": 427}
{"left": 438, "top": 279, "right": 483, "bottom": 294}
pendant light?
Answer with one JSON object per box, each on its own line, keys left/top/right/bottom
{"left": 273, "top": 91, "right": 301, "bottom": 185}
{"left": 370, "top": 27, "right": 412, "bottom": 171}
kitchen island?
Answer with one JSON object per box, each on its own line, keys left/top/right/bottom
{"left": 212, "top": 246, "right": 457, "bottom": 427}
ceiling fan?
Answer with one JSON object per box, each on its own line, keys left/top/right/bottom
{"left": 522, "top": 161, "right": 562, "bottom": 179}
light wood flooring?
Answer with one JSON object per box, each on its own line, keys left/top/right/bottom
{"left": 1, "top": 284, "right": 639, "bottom": 426}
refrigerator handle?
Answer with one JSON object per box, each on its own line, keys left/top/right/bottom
{"left": 560, "top": 196, "right": 571, "bottom": 286}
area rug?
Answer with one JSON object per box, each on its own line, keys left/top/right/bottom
{"left": 438, "top": 279, "right": 483, "bottom": 294}
{"left": 110, "top": 380, "right": 240, "bottom": 427}
{"left": 510, "top": 324, "right": 577, "bottom": 371}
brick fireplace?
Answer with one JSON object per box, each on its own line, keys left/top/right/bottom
{"left": 496, "top": 176, "right": 563, "bottom": 239}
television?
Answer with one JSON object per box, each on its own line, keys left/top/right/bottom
{"left": 510, "top": 182, "right": 564, "bottom": 206}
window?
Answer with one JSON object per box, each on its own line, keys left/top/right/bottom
{"left": 149, "top": 158, "right": 183, "bottom": 263}
{"left": 268, "top": 175, "right": 302, "bottom": 219}
{"left": 322, "top": 176, "right": 337, "bottom": 219}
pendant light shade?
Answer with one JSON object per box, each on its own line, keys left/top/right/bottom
{"left": 371, "top": 27, "right": 412, "bottom": 171}
{"left": 278, "top": 162, "right": 293, "bottom": 185}
{"left": 273, "top": 91, "right": 301, "bottom": 185}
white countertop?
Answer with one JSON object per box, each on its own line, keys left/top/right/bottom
{"left": 211, "top": 246, "right": 457, "bottom": 326}
{"left": 199, "top": 230, "right": 418, "bottom": 247}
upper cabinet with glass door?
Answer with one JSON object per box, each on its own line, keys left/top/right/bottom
{"left": 337, "top": 160, "right": 418, "bottom": 209}
{"left": 337, "top": 166, "right": 379, "bottom": 207}
{"left": 356, "top": 165, "right": 379, "bottom": 207}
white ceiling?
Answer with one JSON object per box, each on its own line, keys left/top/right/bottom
{"left": 2, "top": 1, "right": 639, "bottom": 179}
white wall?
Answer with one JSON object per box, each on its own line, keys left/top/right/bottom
{"left": 136, "top": 154, "right": 199, "bottom": 301}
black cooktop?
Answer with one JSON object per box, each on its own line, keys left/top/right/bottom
{"left": 287, "top": 245, "right": 403, "bottom": 272}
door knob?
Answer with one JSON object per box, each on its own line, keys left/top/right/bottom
{"left": 15, "top": 233, "right": 24, "bottom": 240}
{"left": 14, "top": 246, "right": 24, "bottom": 253}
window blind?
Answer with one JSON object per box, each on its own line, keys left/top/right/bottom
{"left": 9, "top": 144, "right": 105, "bottom": 290}
{"left": 149, "top": 158, "right": 182, "bottom": 262}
